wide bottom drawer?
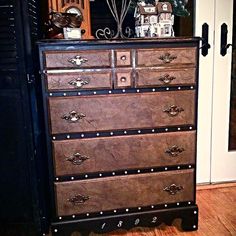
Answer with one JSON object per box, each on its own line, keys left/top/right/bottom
{"left": 55, "top": 169, "right": 194, "bottom": 216}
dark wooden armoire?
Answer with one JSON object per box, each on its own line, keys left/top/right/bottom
{"left": 0, "top": 0, "right": 48, "bottom": 235}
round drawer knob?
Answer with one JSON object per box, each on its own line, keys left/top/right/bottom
{"left": 120, "top": 77, "right": 127, "bottom": 82}
{"left": 120, "top": 55, "right": 127, "bottom": 61}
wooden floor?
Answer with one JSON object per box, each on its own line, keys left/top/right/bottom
{"left": 66, "top": 184, "right": 236, "bottom": 236}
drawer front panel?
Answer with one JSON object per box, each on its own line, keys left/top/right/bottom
{"left": 49, "top": 91, "right": 195, "bottom": 134}
{"left": 46, "top": 71, "right": 112, "bottom": 91}
{"left": 55, "top": 169, "right": 194, "bottom": 216}
{"left": 44, "top": 50, "right": 111, "bottom": 69}
{"left": 136, "top": 68, "right": 196, "bottom": 87}
{"left": 115, "top": 50, "right": 131, "bottom": 67}
{"left": 115, "top": 70, "right": 132, "bottom": 88}
{"left": 137, "top": 48, "right": 196, "bottom": 67}
{"left": 53, "top": 131, "right": 196, "bottom": 176}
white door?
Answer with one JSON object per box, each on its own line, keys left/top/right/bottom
{"left": 195, "top": 0, "right": 236, "bottom": 183}
{"left": 210, "top": 0, "right": 236, "bottom": 182}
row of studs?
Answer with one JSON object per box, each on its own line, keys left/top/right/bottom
{"left": 55, "top": 165, "right": 194, "bottom": 182}
{"left": 56, "top": 201, "right": 195, "bottom": 221}
{"left": 46, "top": 208, "right": 198, "bottom": 235}
{"left": 52, "top": 126, "right": 194, "bottom": 140}
{"left": 49, "top": 86, "right": 195, "bottom": 97}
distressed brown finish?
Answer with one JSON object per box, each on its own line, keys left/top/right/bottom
{"left": 135, "top": 68, "right": 196, "bottom": 88}
{"left": 55, "top": 169, "right": 194, "bottom": 216}
{"left": 46, "top": 71, "right": 112, "bottom": 91}
{"left": 115, "top": 70, "right": 133, "bottom": 88}
{"left": 39, "top": 38, "right": 200, "bottom": 234}
{"left": 44, "top": 50, "right": 111, "bottom": 69}
{"left": 49, "top": 90, "right": 195, "bottom": 134}
{"left": 137, "top": 48, "right": 196, "bottom": 67}
{"left": 53, "top": 131, "right": 196, "bottom": 176}
{"left": 115, "top": 50, "right": 132, "bottom": 67}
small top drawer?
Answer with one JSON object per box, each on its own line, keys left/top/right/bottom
{"left": 137, "top": 48, "right": 196, "bottom": 67}
{"left": 136, "top": 68, "right": 196, "bottom": 88}
{"left": 44, "top": 50, "right": 111, "bottom": 69}
{"left": 115, "top": 50, "right": 132, "bottom": 67}
{"left": 46, "top": 71, "right": 112, "bottom": 91}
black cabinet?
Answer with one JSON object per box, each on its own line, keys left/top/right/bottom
{"left": 0, "top": 0, "right": 48, "bottom": 235}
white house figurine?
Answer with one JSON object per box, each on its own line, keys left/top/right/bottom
{"left": 134, "top": 0, "right": 175, "bottom": 38}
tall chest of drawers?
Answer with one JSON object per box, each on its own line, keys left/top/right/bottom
{"left": 38, "top": 38, "right": 200, "bottom": 236}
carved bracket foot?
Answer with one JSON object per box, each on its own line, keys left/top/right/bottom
{"left": 51, "top": 205, "right": 198, "bottom": 235}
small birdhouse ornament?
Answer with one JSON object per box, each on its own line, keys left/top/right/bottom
{"left": 134, "top": 0, "right": 175, "bottom": 38}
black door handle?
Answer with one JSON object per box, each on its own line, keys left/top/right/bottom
{"left": 221, "top": 23, "right": 232, "bottom": 56}
{"left": 201, "top": 23, "right": 211, "bottom": 57}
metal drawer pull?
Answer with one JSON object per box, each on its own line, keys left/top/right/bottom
{"left": 165, "top": 145, "right": 185, "bottom": 157}
{"left": 62, "top": 111, "right": 86, "bottom": 123}
{"left": 68, "top": 194, "right": 90, "bottom": 205}
{"left": 163, "top": 105, "right": 184, "bottom": 117}
{"left": 120, "top": 55, "right": 127, "bottom": 61}
{"left": 66, "top": 153, "right": 90, "bottom": 165}
{"left": 159, "top": 53, "right": 177, "bottom": 64}
{"left": 164, "top": 184, "right": 184, "bottom": 195}
{"left": 120, "top": 77, "right": 127, "bottom": 82}
{"left": 159, "top": 74, "right": 176, "bottom": 84}
{"left": 68, "top": 78, "right": 89, "bottom": 88}
{"left": 68, "top": 55, "right": 88, "bottom": 66}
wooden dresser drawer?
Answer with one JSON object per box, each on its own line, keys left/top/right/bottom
{"left": 115, "top": 70, "right": 132, "bottom": 88}
{"left": 115, "top": 50, "right": 132, "bottom": 67}
{"left": 46, "top": 71, "right": 112, "bottom": 91}
{"left": 55, "top": 169, "right": 194, "bottom": 216}
{"left": 136, "top": 68, "right": 196, "bottom": 87}
{"left": 44, "top": 50, "right": 111, "bottom": 69}
{"left": 137, "top": 48, "right": 196, "bottom": 67}
{"left": 53, "top": 131, "right": 196, "bottom": 177}
{"left": 49, "top": 91, "right": 195, "bottom": 134}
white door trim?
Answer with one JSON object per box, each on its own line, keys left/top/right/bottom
{"left": 194, "top": 0, "right": 215, "bottom": 183}
{"left": 211, "top": 0, "right": 236, "bottom": 182}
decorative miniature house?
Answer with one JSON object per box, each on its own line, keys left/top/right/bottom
{"left": 134, "top": 0, "right": 175, "bottom": 38}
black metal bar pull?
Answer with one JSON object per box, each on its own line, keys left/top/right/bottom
{"left": 201, "top": 23, "right": 211, "bottom": 56}
{"left": 221, "top": 23, "right": 232, "bottom": 56}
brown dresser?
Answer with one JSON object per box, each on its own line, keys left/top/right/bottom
{"left": 38, "top": 38, "right": 200, "bottom": 236}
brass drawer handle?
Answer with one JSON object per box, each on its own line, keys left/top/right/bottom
{"left": 62, "top": 111, "right": 86, "bottom": 123}
{"left": 165, "top": 145, "right": 185, "bottom": 157}
{"left": 164, "top": 184, "right": 184, "bottom": 195}
{"left": 163, "top": 105, "right": 184, "bottom": 117}
{"left": 68, "top": 194, "right": 90, "bottom": 205}
{"left": 68, "top": 55, "right": 88, "bottom": 66}
{"left": 68, "top": 78, "right": 89, "bottom": 88}
{"left": 120, "top": 55, "right": 127, "bottom": 61}
{"left": 66, "top": 153, "right": 90, "bottom": 165}
{"left": 159, "top": 53, "right": 177, "bottom": 64}
{"left": 159, "top": 74, "right": 176, "bottom": 84}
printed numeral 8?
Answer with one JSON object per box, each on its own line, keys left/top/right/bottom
{"left": 117, "top": 221, "right": 123, "bottom": 228}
